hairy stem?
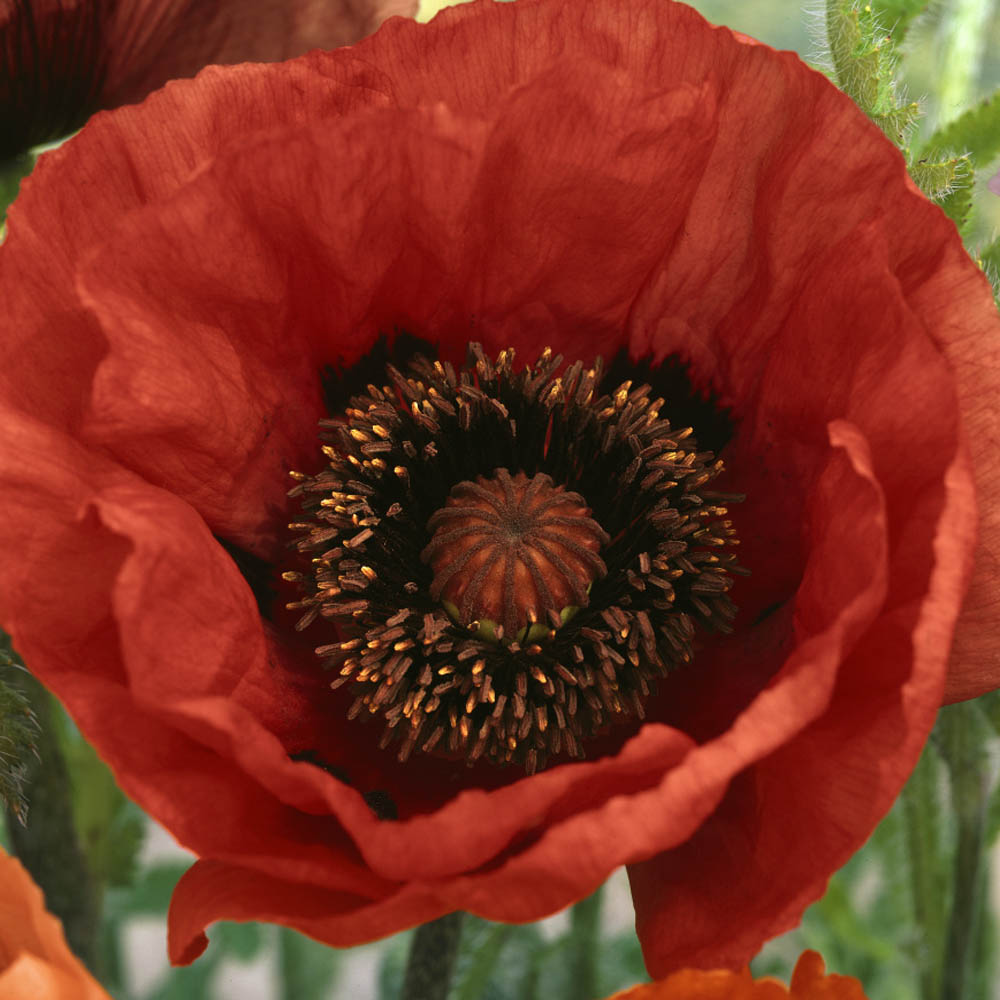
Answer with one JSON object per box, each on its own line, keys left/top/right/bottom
{"left": 567, "top": 886, "right": 604, "bottom": 1000}
{"left": 401, "top": 912, "right": 465, "bottom": 1000}
{"left": 4, "top": 671, "right": 100, "bottom": 972}
{"left": 938, "top": 703, "right": 995, "bottom": 1000}
{"left": 900, "top": 742, "right": 946, "bottom": 1000}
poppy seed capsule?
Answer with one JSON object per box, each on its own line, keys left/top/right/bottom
{"left": 422, "top": 469, "right": 609, "bottom": 642}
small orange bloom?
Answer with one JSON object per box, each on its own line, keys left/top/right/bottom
{"left": 608, "top": 951, "right": 868, "bottom": 1000}
{"left": 0, "top": 847, "right": 109, "bottom": 1000}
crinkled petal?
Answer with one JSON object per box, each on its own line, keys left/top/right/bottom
{"left": 168, "top": 860, "right": 440, "bottom": 965}
{"left": 914, "top": 254, "right": 1000, "bottom": 702}
{"left": 0, "top": 408, "right": 392, "bottom": 896}
{"left": 169, "top": 718, "right": 709, "bottom": 963}
{"left": 630, "top": 427, "right": 970, "bottom": 970}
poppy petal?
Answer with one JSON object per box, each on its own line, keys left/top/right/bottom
{"left": 0, "top": 0, "right": 992, "bottom": 975}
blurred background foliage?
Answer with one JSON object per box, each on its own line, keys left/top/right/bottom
{"left": 2, "top": 0, "right": 1000, "bottom": 998}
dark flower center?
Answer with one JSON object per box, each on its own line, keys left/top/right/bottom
{"left": 285, "top": 343, "right": 746, "bottom": 774}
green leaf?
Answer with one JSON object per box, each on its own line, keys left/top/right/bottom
{"left": 277, "top": 927, "right": 341, "bottom": 1000}
{"left": 909, "top": 157, "right": 969, "bottom": 201}
{"left": 937, "top": 157, "right": 976, "bottom": 234}
{"left": 908, "top": 155, "right": 976, "bottom": 235}
{"left": 923, "top": 90, "right": 1000, "bottom": 166}
{"left": 872, "top": 102, "right": 922, "bottom": 146}
{"left": 54, "top": 708, "right": 146, "bottom": 889}
{"left": 869, "top": 0, "right": 931, "bottom": 40}
{"left": 0, "top": 642, "right": 39, "bottom": 825}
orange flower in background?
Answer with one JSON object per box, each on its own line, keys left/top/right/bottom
{"left": 609, "top": 952, "right": 868, "bottom": 999}
{"left": 0, "top": 847, "right": 109, "bottom": 1000}
{"left": 1, "top": 0, "right": 998, "bottom": 979}
{"left": 0, "top": 0, "right": 417, "bottom": 160}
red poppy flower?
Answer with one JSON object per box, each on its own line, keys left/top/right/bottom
{"left": 0, "top": 0, "right": 417, "bottom": 160}
{"left": 1, "top": 0, "right": 998, "bottom": 978}
{"left": 0, "top": 847, "right": 109, "bottom": 1000}
{"left": 608, "top": 951, "right": 867, "bottom": 999}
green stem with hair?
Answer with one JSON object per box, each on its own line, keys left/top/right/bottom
{"left": 900, "top": 741, "right": 946, "bottom": 1000}
{"left": 566, "top": 886, "right": 604, "bottom": 1000}
{"left": 938, "top": 703, "right": 996, "bottom": 1000}
{"left": 4, "top": 670, "right": 101, "bottom": 972}
{"left": 401, "top": 912, "right": 465, "bottom": 1000}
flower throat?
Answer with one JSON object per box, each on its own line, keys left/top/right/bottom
{"left": 285, "top": 344, "right": 745, "bottom": 774}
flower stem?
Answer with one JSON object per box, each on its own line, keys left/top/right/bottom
{"left": 567, "top": 886, "right": 604, "bottom": 1000}
{"left": 3, "top": 669, "right": 100, "bottom": 972}
{"left": 899, "top": 741, "right": 946, "bottom": 1000}
{"left": 401, "top": 912, "right": 465, "bottom": 1000}
{"left": 937, "top": 702, "right": 996, "bottom": 1000}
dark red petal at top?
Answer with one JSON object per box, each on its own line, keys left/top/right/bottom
{"left": 101, "top": 0, "right": 418, "bottom": 108}
{"left": 0, "top": 0, "right": 417, "bottom": 159}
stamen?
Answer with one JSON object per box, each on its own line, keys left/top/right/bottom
{"left": 286, "top": 343, "right": 746, "bottom": 773}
